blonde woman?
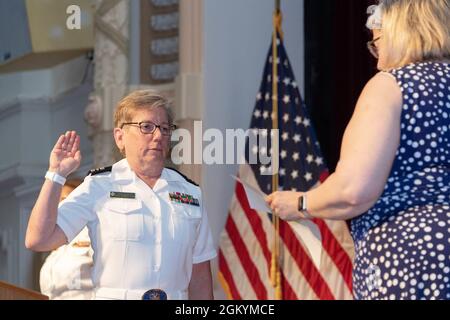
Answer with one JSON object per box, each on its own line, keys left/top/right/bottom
{"left": 266, "top": 0, "right": 449, "bottom": 299}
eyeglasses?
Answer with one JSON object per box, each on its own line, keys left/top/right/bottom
{"left": 120, "top": 121, "right": 177, "bottom": 136}
{"left": 367, "top": 36, "right": 381, "bottom": 59}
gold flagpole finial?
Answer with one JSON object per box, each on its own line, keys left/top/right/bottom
{"left": 273, "top": 0, "right": 283, "bottom": 39}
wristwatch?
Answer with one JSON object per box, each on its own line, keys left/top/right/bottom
{"left": 45, "top": 171, "right": 66, "bottom": 186}
{"left": 298, "top": 193, "right": 312, "bottom": 219}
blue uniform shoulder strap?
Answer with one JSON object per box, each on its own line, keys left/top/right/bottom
{"left": 86, "top": 166, "right": 112, "bottom": 177}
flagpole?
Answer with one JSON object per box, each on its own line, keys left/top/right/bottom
{"left": 270, "top": 0, "right": 283, "bottom": 300}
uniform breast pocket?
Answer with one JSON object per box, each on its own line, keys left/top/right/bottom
{"left": 171, "top": 204, "right": 202, "bottom": 244}
{"left": 103, "top": 200, "right": 144, "bottom": 241}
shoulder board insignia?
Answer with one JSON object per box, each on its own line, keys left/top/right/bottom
{"left": 86, "top": 166, "right": 112, "bottom": 177}
{"left": 165, "top": 167, "right": 199, "bottom": 187}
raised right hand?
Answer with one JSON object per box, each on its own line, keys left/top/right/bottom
{"left": 48, "top": 131, "right": 82, "bottom": 177}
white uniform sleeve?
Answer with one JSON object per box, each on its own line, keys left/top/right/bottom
{"left": 40, "top": 250, "right": 57, "bottom": 298}
{"left": 56, "top": 176, "right": 98, "bottom": 243}
{"left": 192, "top": 192, "right": 217, "bottom": 264}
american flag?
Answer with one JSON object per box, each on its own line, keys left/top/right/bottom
{"left": 218, "top": 32, "right": 355, "bottom": 299}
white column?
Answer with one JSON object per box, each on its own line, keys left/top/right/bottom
{"left": 175, "top": 0, "right": 204, "bottom": 184}
{"left": 85, "top": 0, "right": 130, "bottom": 168}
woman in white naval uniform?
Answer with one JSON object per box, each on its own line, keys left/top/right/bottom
{"left": 25, "top": 90, "right": 217, "bottom": 300}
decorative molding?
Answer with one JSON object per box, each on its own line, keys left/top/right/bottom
{"left": 0, "top": 75, "right": 93, "bottom": 122}
{"left": 140, "top": 0, "right": 179, "bottom": 84}
{"left": 93, "top": 0, "right": 129, "bottom": 88}
{"left": 95, "top": 0, "right": 129, "bottom": 56}
{"left": 0, "top": 54, "right": 89, "bottom": 107}
{"left": 0, "top": 163, "right": 54, "bottom": 198}
{"left": 13, "top": 178, "right": 43, "bottom": 199}
{"left": 84, "top": 92, "right": 103, "bottom": 129}
{"left": 0, "top": 96, "right": 52, "bottom": 119}
{"left": 87, "top": 0, "right": 130, "bottom": 168}
{"left": 0, "top": 164, "right": 25, "bottom": 197}
{"left": 0, "top": 151, "right": 94, "bottom": 198}
{"left": 0, "top": 100, "right": 21, "bottom": 122}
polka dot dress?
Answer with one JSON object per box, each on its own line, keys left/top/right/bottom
{"left": 351, "top": 61, "right": 450, "bottom": 300}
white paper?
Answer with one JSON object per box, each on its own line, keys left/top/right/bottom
{"left": 231, "top": 175, "right": 271, "bottom": 213}
{"left": 231, "top": 175, "right": 322, "bottom": 269}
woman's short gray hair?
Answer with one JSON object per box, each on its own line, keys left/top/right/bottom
{"left": 114, "top": 90, "right": 174, "bottom": 128}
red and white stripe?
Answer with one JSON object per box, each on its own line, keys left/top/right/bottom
{"left": 218, "top": 164, "right": 354, "bottom": 300}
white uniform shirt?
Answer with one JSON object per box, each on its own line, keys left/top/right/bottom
{"left": 56, "top": 159, "right": 217, "bottom": 299}
{"left": 39, "top": 227, "right": 94, "bottom": 300}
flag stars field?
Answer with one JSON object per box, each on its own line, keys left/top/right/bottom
{"left": 303, "top": 118, "right": 311, "bottom": 127}
{"left": 304, "top": 172, "right": 313, "bottom": 181}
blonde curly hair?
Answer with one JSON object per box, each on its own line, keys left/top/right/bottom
{"left": 378, "top": 0, "right": 450, "bottom": 69}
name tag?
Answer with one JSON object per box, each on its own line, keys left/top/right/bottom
{"left": 110, "top": 191, "right": 136, "bottom": 199}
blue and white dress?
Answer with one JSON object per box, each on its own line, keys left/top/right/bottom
{"left": 351, "top": 61, "right": 450, "bottom": 300}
